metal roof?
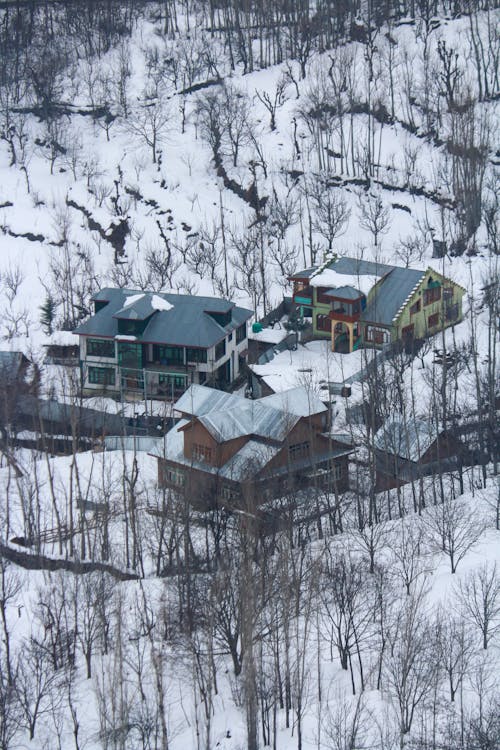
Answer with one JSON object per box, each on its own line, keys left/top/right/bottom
{"left": 258, "top": 387, "right": 328, "bottom": 416}
{"left": 373, "top": 416, "right": 439, "bottom": 462}
{"left": 324, "top": 286, "right": 364, "bottom": 300}
{"left": 74, "top": 288, "right": 252, "bottom": 348}
{"left": 174, "top": 384, "right": 244, "bottom": 417}
{"left": 362, "top": 267, "right": 425, "bottom": 326}
{"left": 198, "top": 400, "right": 300, "bottom": 442}
{"left": 150, "top": 421, "right": 280, "bottom": 481}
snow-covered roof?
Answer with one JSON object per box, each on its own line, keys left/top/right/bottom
{"left": 248, "top": 327, "right": 290, "bottom": 344}
{"left": 174, "top": 384, "right": 244, "bottom": 417}
{"left": 258, "top": 387, "right": 327, "bottom": 417}
{"left": 310, "top": 269, "right": 380, "bottom": 296}
{"left": 373, "top": 415, "right": 440, "bottom": 462}
{"left": 198, "top": 400, "right": 300, "bottom": 442}
{"left": 150, "top": 419, "right": 281, "bottom": 480}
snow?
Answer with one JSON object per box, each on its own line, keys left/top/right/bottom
{"left": 248, "top": 326, "right": 289, "bottom": 344}
{"left": 252, "top": 340, "right": 376, "bottom": 393}
{"left": 309, "top": 269, "right": 382, "bottom": 296}
{"left": 123, "top": 293, "right": 145, "bottom": 307}
{"left": 151, "top": 294, "right": 174, "bottom": 311}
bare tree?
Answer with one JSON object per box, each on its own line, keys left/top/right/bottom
{"left": 424, "top": 495, "right": 486, "bottom": 574}
{"left": 383, "top": 584, "right": 437, "bottom": 742}
{"left": 357, "top": 189, "right": 391, "bottom": 247}
{"left": 456, "top": 562, "right": 500, "bottom": 650}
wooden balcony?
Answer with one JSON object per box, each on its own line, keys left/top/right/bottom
{"left": 329, "top": 310, "right": 361, "bottom": 324}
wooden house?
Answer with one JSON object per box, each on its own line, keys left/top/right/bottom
{"left": 152, "top": 384, "right": 353, "bottom": 509}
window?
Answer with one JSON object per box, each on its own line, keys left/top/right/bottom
{"left": 316, "top": 314, "right": 331, "bottom": 331}
{"left": 215, "top": 339, "right": 226, "bottom": 361}
{"left": 332, "top": 462, "right": 343, "bottom": 480}
{"left": 153, "top": 345, "right": 184, "bottom": 366}
{"left": 186, "top": 348, "right": 207, "bottom": 363}
{"left": 236, "top": 323, "right": 247, "bottom": 344}
{"left": 410, "top": 299, "right": 421, "bottom": 316}
{"left": 228, "top": 332, "right": 233, "bottom": 342}
{"left": 192, "top": 443, "right": 212, "bottom": 463}
{"left": 221, "top": 484, "right": 238, "bottom": 502}
{"left": 289, "top": 441, "right": 310, "bottom": 460}
{"left": 446, "top": 303, "right": 459, "bottom": 321}
{"left": 444, "top": 287, "right": 454, "bottom": 301}
{"left": 88, "top": 366, "right": 115, "bottom": 386}
{"left": 316, "top": 288, "right": 333, "bottom": 304}
{"left": 165, "top": 467, "right": 185, "bottom": 487}
{"left": 428, "top": 312, "right": 439, "bottom": 328}
{"left": 365, "top": 326, "right": 389, "bottom": 344}
{"left": 424, "top": 285, "right": 441, "bottom": 306}
{"left": 206, "top": 310, "right": 231, "bottom": 326}
{"left": 86, "top": 338, "right": 115, "bottom": 358}
{"left": 118, "top": 341, "right": 143, "bottom": 369}
{"left": 158, "top": 374, "right": 187, "bottom": 393}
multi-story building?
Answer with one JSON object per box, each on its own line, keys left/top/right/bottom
{"left": 152, "top": 384, "right": 353, "bottom": 509}
{"left": 289, "top": 256, "right": 465, "bottom": 352}
{"left": 74, "top": 288, "right": 253, "bottom": 399}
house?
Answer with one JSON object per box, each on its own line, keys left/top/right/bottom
{"left": 73, "top": 289, "right": 253, "bottom": 399}
{"left": 152, "top": 384, "right": 353, "bottom": 509}
{"left": 289, "top": 256, "right": 465, "bottom": 352}
{"left": 43, "top": 331, "right": 80, "bottom": 366}
{"left": 373, "top": 415, "right": 468, "bottom": 490}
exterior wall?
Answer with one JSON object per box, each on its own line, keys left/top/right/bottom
{"left": 395, "top": 269, "right": 464, "bottom": 341}
{"left": 80, "top": 324, "right": 249, "bottom": 397}
{"left": 311, "top": 289, "right": 332, "bottom": 338}
{"left": 79, "top": 336, "right": 120, "bottom": 394}
{"left": 182, "top": 420, "right": 249, "bottom": 468}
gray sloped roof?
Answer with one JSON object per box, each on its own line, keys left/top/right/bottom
{"left": 174, "top": 384, "right": 244, "bottom": 417}
{"left": 331, "top": 256, "right": 394, "bottom": 276}
{"left": 74, "top": 288, "right": 252, "bottom": 348}
{"left": 198, "top": 400, "right": 300, "bottom": 442}
{"left": 324, "top": 286, "right": 363, "bottom": 300}
{"left": 373, "top": 416, "right": 438, "bottom": 461}
{"left": 362, "top": 267, "right": 425, "bottom": 326}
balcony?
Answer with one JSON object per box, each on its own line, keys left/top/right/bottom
{"left": 293, "top": 287, "right": 313, "bottom": 307}
{"left": 293, "top": 284, "right": 313, "bottom": 306}
{"left": 329, "top": 309, "right": 361, "bottom": 324}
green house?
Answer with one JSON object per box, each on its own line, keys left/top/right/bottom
{"left": 289, "top": 257, "right": 465, "bottom": 352}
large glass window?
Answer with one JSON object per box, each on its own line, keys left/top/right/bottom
{"left": 88, "top": 366, "right": 115, "bottom": 386}
{"left": 153, "top": 345, "right": 184, "bottom": 366}
{"left": 118, "top": 342, "right": 143, "bottom": 369}
{"left": 86, "top": 338, "right": 115, "bottom": 358}
{"left": 186, "top": 348, "right": 207, "bottom": 363}
{"left": 215, "top": 339, "right": 226, "bottom": 361}
{"left": 236, "top": 323, "right": 247, "bottom": 344}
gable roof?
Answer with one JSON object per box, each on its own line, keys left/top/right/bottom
{"left": 150, "top": 418, "right": 281, "bottom": 480}
{"left": 174, "top": 384, "right": 244, "bottom": 417}
{"left": 362, "top": 267, "right": 426, "bottom": 326}
{"left": 197, "top": 400, "right": 300, "bottom": 442}
{"left": 258, "top": 387, "right": 327, "bottom": 417}
{"left": 74, "top": 288, "right": 252, "bottom": 348}
{"left": 373, "top": 416, "right": 439, "bottom": 462}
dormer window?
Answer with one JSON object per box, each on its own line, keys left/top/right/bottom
{"left": 206, "top": 310, "right": 232, "bottom": 327}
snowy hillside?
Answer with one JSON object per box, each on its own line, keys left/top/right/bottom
{"left": 0, "top": 1, "right": 498, "bottom": 749}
